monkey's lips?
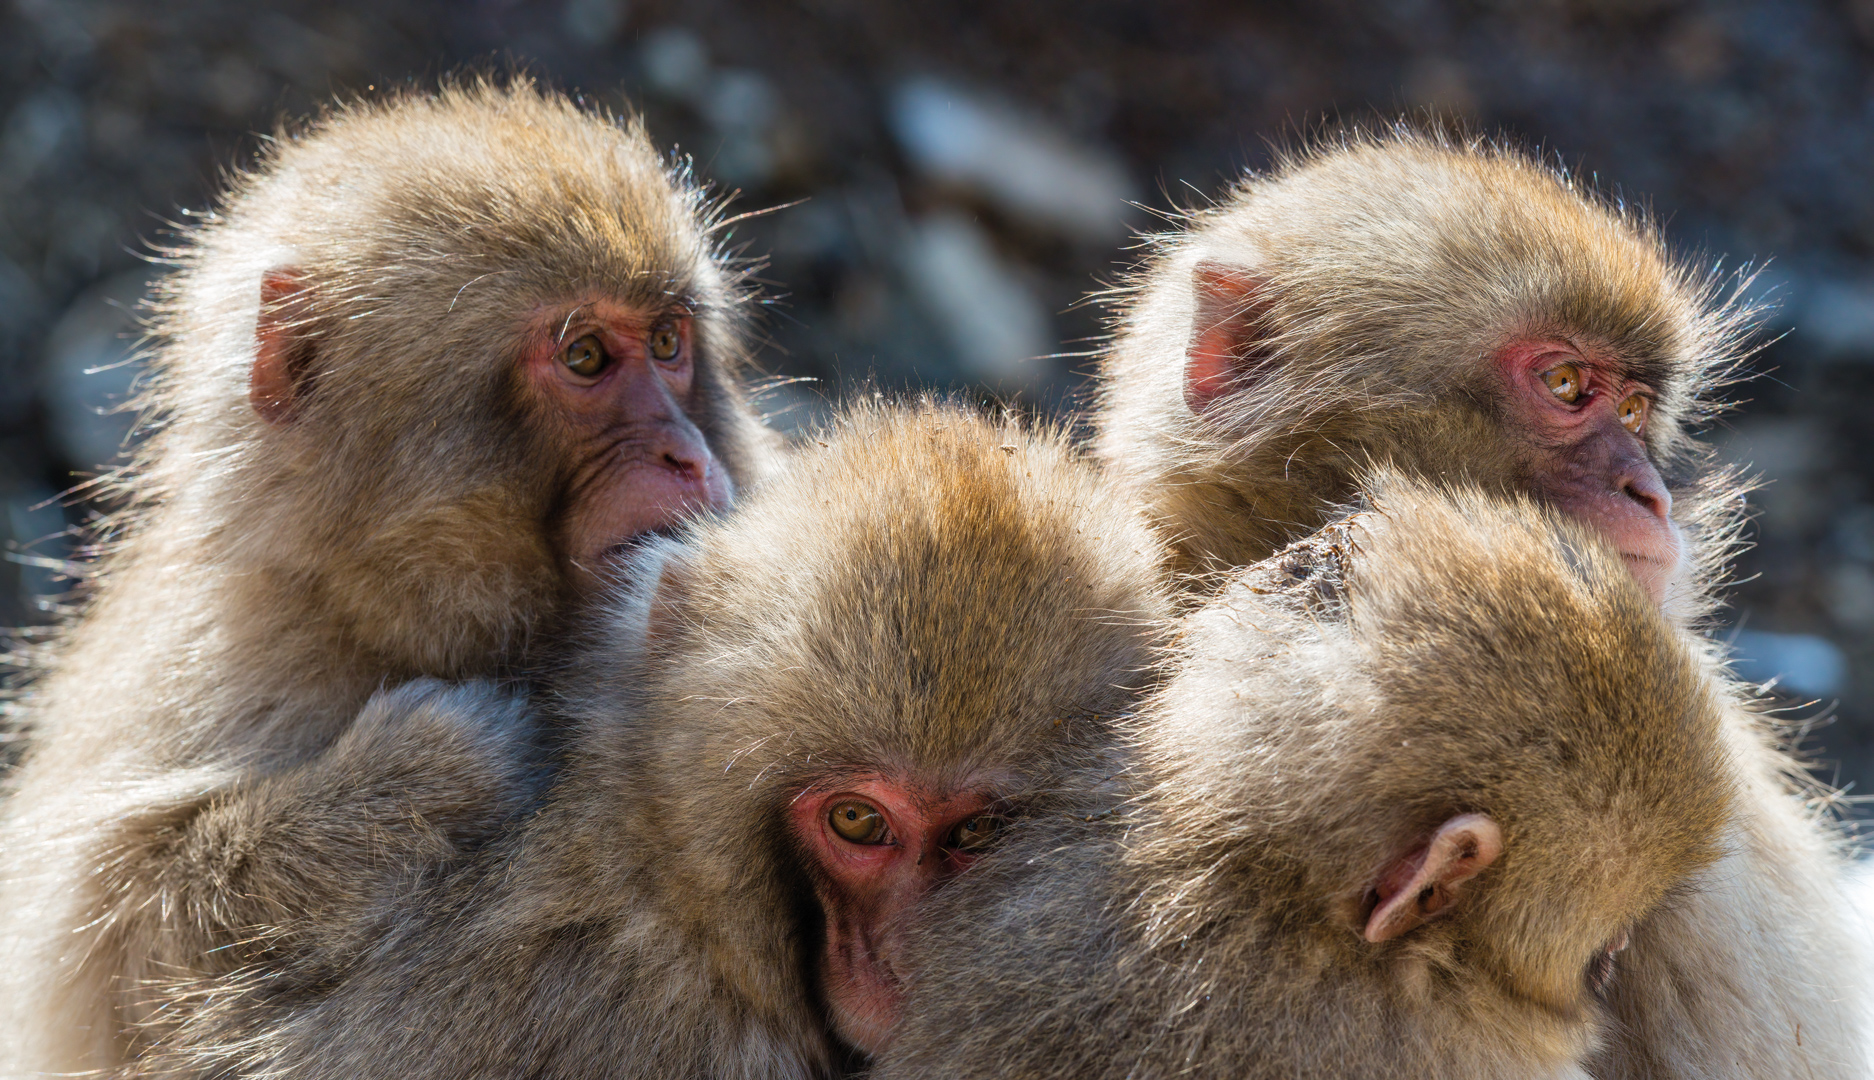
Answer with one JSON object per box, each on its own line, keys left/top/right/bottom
{"left": 599, "top": 526, "right": 683, "bottom": 565}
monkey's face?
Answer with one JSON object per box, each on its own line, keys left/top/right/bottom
{"left": 787, "top": 778, "right": 1007, "bottom": 1055}
{"left": 1494, "top": 338, "right": 1680, "bottom": 604}
{"left": 521, "top": 297, "right": 733, "bottom": 591}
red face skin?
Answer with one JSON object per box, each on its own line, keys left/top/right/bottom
{"left": 521, "top": 299, "right": 733, "bottom": 591}
{"left": 1497, "top": 340, "right": 1680, "bottom": 604}
{"left": 788, "top": 777, "right": 1001, "bottom": 1056}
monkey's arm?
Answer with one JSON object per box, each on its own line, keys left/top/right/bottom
{"left": 112, "top": 681, "right": 544, "bottom": 968}
{"left": 1592, "top": 720, "right": 1868, "bottom": 1080}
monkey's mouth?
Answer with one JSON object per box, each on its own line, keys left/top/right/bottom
{"left": 599, "top": 526, "right": 684, "bottom": 567}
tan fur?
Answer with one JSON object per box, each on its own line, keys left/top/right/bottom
{"left": 1097, "top": 128, "right": 1751, "bottom": 621}
{"left": 0, "top": 78, "right": 781, "bottom": 1074}
{"left": 1091, "top": 130, "right": 1866, "bottom": 1077}
{"left": 124, "top": 401, "right": 1172, "bottom": 1078}
{"left": 877, "top": 482, "right": 1736, "bottom": 1079}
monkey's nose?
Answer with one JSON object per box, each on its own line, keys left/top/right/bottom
{"left": 1618, "top": 469, "right": 1672, "bottom": 523}
{"left": 662, "top": 451, "right": 704, "bottom": 481}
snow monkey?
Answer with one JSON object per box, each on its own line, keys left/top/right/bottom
{"left": 0, "top": 78, "right": 781, "bottom": 1073}
{"left": 1090, "top": 131, "right": 1866, "bottom": 1076}
{"left": 875, "top": 482, "right": 1738, "bottom": 1080}
{"left": 122, "top": 401, "right": 1172, "bottom": 1078}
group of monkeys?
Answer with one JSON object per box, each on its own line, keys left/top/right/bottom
{"left": 0, "top": 76, "right": 1862, "bottom": 1079}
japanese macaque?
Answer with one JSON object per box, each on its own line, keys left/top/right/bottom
{"left": 874, "top": 483, "right": 1737, "bottom": 1080}
{"left": 0, "top": 78, "right": 781, "bottom": 1073}
{"left": 1089, "top": 131, "right": 1866, "bottom": 1076}
{"left": 126, "top": 401, "right": 1171, "bottom": 1078}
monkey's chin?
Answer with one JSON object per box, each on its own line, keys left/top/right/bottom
{"left": 1619, "top": 551, "right": 1679, "bottom": 607}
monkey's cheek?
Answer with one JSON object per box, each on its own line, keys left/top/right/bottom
{"left": 819, "top": 924, "right": 904, "bottom": 1057}
{"left": 1620, "top": 552, "right": 1676, "bottom": 606}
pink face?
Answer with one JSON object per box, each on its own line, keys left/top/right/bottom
{"left": 521, "top": 299, "right": 733, "bottom": 591}
{"left": 787, "top": 777, "right": 1005, "bottom": 1055}
{"left": 1497, "top": 340, "right": 1681, "bottom": 603}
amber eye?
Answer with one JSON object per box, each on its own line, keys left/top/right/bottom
{"left": 1541, "top": 363, "right": 1583, "bottom": 404}
{"left": 648, "top": 321, "right": 682, "bottom": 362}
{"left": 828, "top": 801, "right": 888, "bottom": 844}
{"left": 948, "top": 814, "right": 1006, "bottom": 852}
{"left": 561, "top": 334, "right": 610, "bottom": 378}
{"left": 1616, "top": 393, "right": 1648, "bottom": 434}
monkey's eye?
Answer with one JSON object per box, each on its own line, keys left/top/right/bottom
{"left": 948, "top": 814, "right": 1006, "bottom": 852}
{"left": 648, "top": 321, "right": 681, "bottom": 363}
{"left": 561, "top": 334, "right": 611, "bottom": 379}
{"left": 828, "top": 801, "right": 889, "bottom": 845}
{"left": 1541, "top": 363, "right": 1584, "bottom": 405}
{"left": 1616, "top": 393, "right": 1648, "bottom": 434}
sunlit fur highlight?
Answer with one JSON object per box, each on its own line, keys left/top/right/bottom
{"left": 0, "top": 76, "right": 780, "bottom": 1074}
{"left": 879, "top": 480, "right": 1734, "bottom": 1080}
{"left": 1089, "top": 127, "right": 1867, "bottom": 1078}
{"left": 122, "top": 400, "right": 1172, "bottom": 1079}
{"left": 1097, "top": 126, "right": 1757, "bottom": 628}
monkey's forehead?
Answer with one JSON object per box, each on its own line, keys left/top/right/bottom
{"left": 212, "top": 82, "right": 724, "bottom": 313}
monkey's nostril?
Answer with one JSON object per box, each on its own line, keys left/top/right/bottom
{"left": 1620, "top": 477, "right": 1672, "bottom": 522}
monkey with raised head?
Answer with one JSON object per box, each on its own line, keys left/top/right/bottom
{"left": 0, "top": 78, "right": 782, "bottom": 1073}
{"left": 875, "top": 480, "right": 1737, "bottom": 1080}
{"left": 124, "top": 401, "right": 1172, "bottom": 1078}
{"left": 1087, "top": 130, "right": 1864, "bottom": 1076}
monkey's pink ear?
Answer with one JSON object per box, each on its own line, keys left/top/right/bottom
{"left": 1363, "top": 813, "right": 1503, "bottom": 944}
{"left": 252, "top": 267, "right": 314, "bottom": 424}
{"left": 1185, "top": 260, "right": 1271, "bottom": 414}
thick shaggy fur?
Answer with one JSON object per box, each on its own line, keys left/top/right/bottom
{"left": 127, "top": 401, "right": 1172, "bottom": 1078}
{"left": 0, "top": 79, "right": 780, "bottom": 1074}
{"left": 1097, "top": 129, "right": 1751, "bottom": 619}
{"left": 877, "top": 483, "right": 1735, "bottom": 1080}
{"left": 1091, "top": 131, "right": 1866, "bottom": 1077}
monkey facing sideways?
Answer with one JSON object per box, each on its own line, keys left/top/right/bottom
{"left": 0, "top": 79, "right": 781, "bottom": 1073}
{"left": 1087, "top": 131, "right": 1867, "bottom": 1076}
{"left": 877, "top": 481, "right": 1736, "bottom": 1080}
{"left": 128, "top": 401, "right": 1173, "bottom": 1079}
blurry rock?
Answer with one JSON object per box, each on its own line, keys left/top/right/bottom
{"left": 0, "top": 256, "right": 46, "bottom": 421}
{"left": 1826, "top": 563, "right": 1874, "bottom": 630}
{"left": 1799, "top": 278, "right": 1874, "bottom": 358}
{"left": 890, "top": 76, "right": 1135, "bottom": 244}
{"left": 41, "top": 271, "right": 153, "bottom": 473}
{"left": 1402, "top": 57, "right": 1477, "bottom": 117}
{"left": 1715, "top": 417, "right": 1831, "bottom": 535}
{"left": 639, "top": 26, "right": 710, "bottom": 99}
{"left": 207, "top": 53, "right": 268, "bottom": 118}
{"left": 249, "top": 12, "right": 338, "bottom": 88}
{"left": 898, "top": 211, "right": 1052, "bottom": 390}
{"left": 11, "top": 0, "right": 93, "bottom": 71}
{"left": 1835, "top": 504, "right": 1874, "bottom": 563}
{"left": 773, "top": 200, "right": 848, "bottom": 259}
{"left": 703, "top": 69, "right": 779, "bottom": 187}
{"left": 1, "top": 89, "right": 84, "bottom": 191}
{"left": 1713, "top": 417, "right": 1824, "bottom": 478}
{"left": 1730, "top": 628, "right": 1847, "bottom": 697}
{"left": 1664, "top": 15, "right": 1730, "bottom": 83}
{"left": 563, "top": 0, "right": 629, "bottom": 46}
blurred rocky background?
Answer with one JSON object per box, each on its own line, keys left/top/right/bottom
{"left": 6, "top": 0, "right": 1874, "bottom": 803}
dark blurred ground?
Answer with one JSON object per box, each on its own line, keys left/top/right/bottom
{"left": 6, "top": 0, "right": 1874, "bottom": 800}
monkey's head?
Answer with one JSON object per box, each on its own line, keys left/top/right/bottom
{"left": 1138, "top": 479, "right": 1733, "bottom": 1023}
{"left": 1098, "top": 129, "right": 1755, "bottom": 619}
{"left": 143, "top": 77, "right": 778, "bottom": 674}
{"left": 568, "top": 400, "right": 1170, "bottom": 1057}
